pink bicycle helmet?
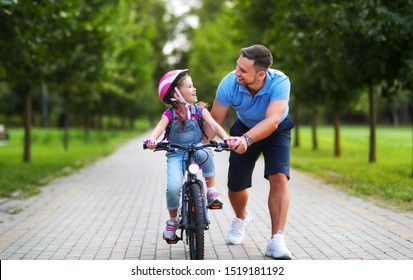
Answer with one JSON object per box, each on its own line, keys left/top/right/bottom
{"left": 158, "top": 69, "right": 189, "bottom": 104}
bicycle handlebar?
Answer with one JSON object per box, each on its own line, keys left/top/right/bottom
{"left": 143, "top": 140, "right": 229, "bottom": 152}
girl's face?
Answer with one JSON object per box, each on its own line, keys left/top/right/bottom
{"left": 176, "top": 76, "right": 198, "bottom": 103}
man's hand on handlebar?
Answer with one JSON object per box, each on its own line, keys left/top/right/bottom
{"left": 226, "top": 136, "right": 248, "bottom": 154}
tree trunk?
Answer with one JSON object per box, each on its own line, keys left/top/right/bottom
{"left": 311, "top": 110, "right": 318, "bottom": 150}
{"left": 84, "top": 114, "right": 90, "bottom": 141}
{"left": 391, "top": 108, "right": 399, "bottom": 126}
{"left": 368, "top": 82, "right": 377, "bottom": 163}
{"left": 96, "top": 112, "right": 103, "bottom": 130}
{"left": 121, "top": 116, "right": 126, "bottom": 129}
{"left": 129, "top": 115, "right": 135, "bottom": 130}
{"left": 293, "top": 102, "right": 300, "bottom": 147}
{"left": 63, "top": 92, "right": 69, "bottom": 150}
{"left": 23, "top": 87, "right": 32, "bottom": 163}
{"left": 109, "top": 115, "right": 113, "bottom": 129}
{"left": 334, "top": 111, "right": 341, "bottom": 157}
{"left": 41, "top": 82, "right": 49, "bottom": 128}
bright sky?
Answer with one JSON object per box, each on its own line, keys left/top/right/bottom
{"left": 163, "top": 0, "right": 200, "bottom": 59}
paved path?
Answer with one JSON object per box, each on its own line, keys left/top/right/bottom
{"left": 0, "top": 133, "right": 412, "bottom": 260}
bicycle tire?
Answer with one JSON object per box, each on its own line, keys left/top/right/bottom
{"left": 187, "top": 183, "right": 205, "bottom": 260}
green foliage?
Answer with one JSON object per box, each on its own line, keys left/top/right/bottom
{"left": 0, "top": 0, "right": 171, "bottom": 120}
{"left": 0, "top": 0, "right": 173, "bottom": 162}
{"left": 220, "top": 0, "right": 413, "bottom": 117}
{"left": 0, "top": 0, "right": 81, "bottom": 84}
{"left": 1, "top": 0, "right": 412, "bottom": 165}
{"left": 188, "top": 2, "right": 240, "bottom": 105}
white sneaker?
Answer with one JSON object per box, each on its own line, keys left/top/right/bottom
{"left": 265, "top": 233, "right": 292, "bottom": 260}
{"left": 227, "top": 211, "right": 252, "bottom": 245}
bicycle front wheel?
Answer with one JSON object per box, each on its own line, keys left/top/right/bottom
{"left": 187, "top": 183, "right": 205, "bottom": 260}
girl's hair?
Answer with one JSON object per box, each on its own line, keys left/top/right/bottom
{"left": 197, "top": 101, "right": 208, "bottom": 109}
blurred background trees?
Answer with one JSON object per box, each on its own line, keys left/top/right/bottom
{"left": 1, "top": 0, "right": 412, "bottom": 162}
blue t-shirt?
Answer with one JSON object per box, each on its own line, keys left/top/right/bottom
{"left": 216, "top": 69, "right": 290, "bottom": 128}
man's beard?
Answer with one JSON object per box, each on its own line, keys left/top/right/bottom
{"left": 237, "top": 77, "right": 255, "bottom": 86}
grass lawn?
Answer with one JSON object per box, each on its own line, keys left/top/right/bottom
{"left": 0, "top": 119, "right": 150, "bottom": 198}
{"left": 291, "top": 125, "right": 413, "bottom": 212}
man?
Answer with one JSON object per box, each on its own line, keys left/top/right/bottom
{"left": 206, "top": 44, "right": 294, "bottom": 259}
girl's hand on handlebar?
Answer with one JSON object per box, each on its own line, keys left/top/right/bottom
{"left": 145, "top": 138, "right": 158, "bottom": 150}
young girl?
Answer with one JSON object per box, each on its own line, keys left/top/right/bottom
{"left": 145, "top": 69, "right": 231, "bottom": 242}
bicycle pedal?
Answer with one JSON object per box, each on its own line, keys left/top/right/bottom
{"left": 165, "top": 237, "right": 179, "bottom": 244}
{"left": 208, "top": 202, "right": 223, "bottom": 210}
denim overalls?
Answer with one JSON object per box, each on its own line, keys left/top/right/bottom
{"left": 165, "top": 106, "right": 214, "bottom": 210}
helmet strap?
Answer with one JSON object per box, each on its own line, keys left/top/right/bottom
{"left": 172, "top": 87, "right": 191, "bottom": 120}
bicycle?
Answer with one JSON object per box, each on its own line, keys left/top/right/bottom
{"left": 143, "top": 139, "right": 229, "bottom": 260}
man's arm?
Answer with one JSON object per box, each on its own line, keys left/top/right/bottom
{"left": 233, "top": 99, "right": 287, "bottom": 154}
{"left": 247, "top": 99, "right": 288, "bottom": 142}
{"left": 203, "top": 99, "right": 229, "bottom": 141}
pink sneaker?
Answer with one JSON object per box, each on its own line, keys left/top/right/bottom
{"left": 163, "top": 219, "right": 179, "bottom": 241}
{"left": 207, "top": 191, "right": 223, "bottom": 209}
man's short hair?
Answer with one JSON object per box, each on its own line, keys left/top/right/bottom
{"left": 240, "top": 44, "right": 273, "bottom": 71}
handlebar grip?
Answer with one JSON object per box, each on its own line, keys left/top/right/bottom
{"left": 143, "top": 141, "right": 170, "bottom": 149}
{"left": 220, "top": 142, "right": 229, "bottom": 149}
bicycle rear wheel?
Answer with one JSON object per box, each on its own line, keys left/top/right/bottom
{"left": 187, "top": 183, "right": 205, "bottom": 260}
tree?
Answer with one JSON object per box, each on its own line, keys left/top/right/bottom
{"left": 104, "top": 0, "right": 166, "bottom": 127}
{"left": 0, "top": 0, "right": 168, "bottom": 156}
{"left": 0, "top": 0, "right": 82, "bottom": 161}
{"left": 339, "top": 0, "right": 413, "bottom": 162}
